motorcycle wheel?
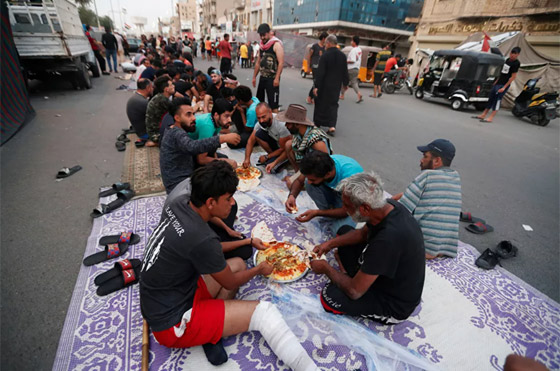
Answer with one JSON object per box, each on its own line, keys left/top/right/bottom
{"left": 512, "top": 106, "right": 523, "bottom": 117}
{"left": 385, "top": 83, "right": 395, "bottom": 94}
{"left": 538, "top": 113, "right": 550, "bottom": 127}
{"left": 415, "top": 89, "right": 424, "bottom": 100}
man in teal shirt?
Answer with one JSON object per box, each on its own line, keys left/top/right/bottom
{"left": 230, "top": 85, "right": 260, "bottom": 148}
{"left": 190, "top": 98, "right": 237, "bottom": 168}
{"left": 286, "top": 151, "right": 364, "bottom": 234}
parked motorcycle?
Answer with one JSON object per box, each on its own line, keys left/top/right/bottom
{"left": 382, "top": 70, "right": 413, "bottom": 95}
{"left": 512, "top": 78, "right": 559, "bottom": 127}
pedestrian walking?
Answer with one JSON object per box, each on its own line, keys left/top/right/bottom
{"left": 102, "top": 28, "right": 118, "bottom": 73}
{"left": 313, "top": 35, "right": 348, "bottom": 136}
{"left": 85, "top": 25, "right": 109, "bottom": 75}
{"left": 252, "top": 23, "right": 284, "bottom": 113}
{"left": 340, "top": 35, "right": 363, "bottom": 103}
{"left": 371, "top": 45, "right": 391, "bottom": 98}
{"left": 476, "top": 47, "right": 521, "bottom": 123}
{"left": 219, "top": 34, "right": 233, "bottom": 74}
{"left": 306, "top": 32, "right": 327, "bottom": 105}
{"left": 205, "top": 37, "right": 213, "bottom": 61}
{"left": 240, "top": 41, "right": 249, "bottom": 68}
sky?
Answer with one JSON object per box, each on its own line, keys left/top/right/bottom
{"left": 91, "top": 0, "right": 182, "bottom": 34}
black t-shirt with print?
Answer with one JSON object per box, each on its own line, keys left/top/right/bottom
{"left": 140, "top": 182, "right": 227, "bottom": 331}
{"left": 496, "top": 58, "right": 520, "bottom": 85}
{"left": 359, "top": 199, "right": 426, "bottom": 318}
{"left": 310, "top": 43, "right": 325, "bottom": 68}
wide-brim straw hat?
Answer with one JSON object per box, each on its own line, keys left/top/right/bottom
{"left": 276, "top": 104, "right": 315, "bottom": 126}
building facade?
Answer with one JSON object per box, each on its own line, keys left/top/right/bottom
{"left": 237, "top": 0, "right": 274, "bottom": 32}
{"left": 408, "top": 0, "right": 560, "bottom": 58}
{"left": 273, "top": 0, "right": 423, "bottom": 52}
{"left": 201, "top": 0, "right": 236, "bottom": 35}
{"left": 177, "top": 0, "right": 200, "bottom": 36}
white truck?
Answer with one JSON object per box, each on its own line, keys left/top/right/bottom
{"left": 7, "top": 0, "right": 99, "bottom": 89}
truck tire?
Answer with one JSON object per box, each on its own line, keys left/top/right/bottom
{"left": 89, "top": 62, "right": 100, "bottom": 78}
{"left": 77, "top": 61, "right": 92, "bottom": 89}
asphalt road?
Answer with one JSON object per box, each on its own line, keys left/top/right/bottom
{"left": 1, "top": 57, "right": 558, "bottom": 370}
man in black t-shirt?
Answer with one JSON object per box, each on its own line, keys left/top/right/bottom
{"left": 306, "top": 32, "right": 327, "bottom": 104}
{"left": 203, "top": 69, "right": 226, "bottom": 113}
{"left": 311, "top": 172, "right": 425, "bottom": 324}
{"left": 140, "top": 162, "right": 318, "bottom": 370}
{"left": 476, "top": 47, "right": 521, "bottom": 123}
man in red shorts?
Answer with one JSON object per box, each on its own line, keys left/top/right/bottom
{"left": 140, "top": 161, "right": 318, "bottom": 370}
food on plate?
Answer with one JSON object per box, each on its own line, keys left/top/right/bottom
{"left": 255, "top": 241, "right": 308, "bottom": 282}
{"left": 236, "top": 166, "right": 262, "bottom": 180}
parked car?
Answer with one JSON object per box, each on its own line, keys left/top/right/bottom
{"left": 127, "top": 38, "right": 141, "bottom": 53}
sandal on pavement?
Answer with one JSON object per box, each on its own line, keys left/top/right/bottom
{"left": 475, "top": 248, "right": 501, "bottom": 270}
{"left": 494, "top": 240, "right": 518, "bottom": 259}
{"left": 56, "top": 165, "right": 82, "bottom": 179}
{"left": 115, "top": 141, "right": 126, "bottom": 152}
{"left": 460, "top": 212, "right": 486, "bottom": 224}
{"left": 466, "top": 221, "right": 494, "bottom": 234}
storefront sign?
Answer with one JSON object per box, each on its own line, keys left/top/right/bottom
{"left": 428, "top": 20, "right": 559, "bottom": 35}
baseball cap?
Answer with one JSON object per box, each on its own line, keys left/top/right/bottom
{"left": 257, "top": 23, "right": 271, "bottom": 35}
{"left": 417, "top": 139, "right": 456, "bottom": 160}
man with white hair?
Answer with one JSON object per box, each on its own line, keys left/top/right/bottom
{"left": 310, "top": 172, "right": 425, "bottom": 324}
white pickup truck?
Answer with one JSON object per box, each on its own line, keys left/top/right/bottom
{"left": 7, "top": 0, "right": 99, "bottom": 89}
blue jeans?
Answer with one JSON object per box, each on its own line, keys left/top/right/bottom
{"left": 486, "top": 84, "right": 508, "bottom": 111}
{"left": 106, "top": 49, "right": 117, "bottom": 72}
{"left": 306, "top": 182, "right": 356, "bottom": 234}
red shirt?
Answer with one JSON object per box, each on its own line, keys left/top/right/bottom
{"left": 218, "top": 40, "right": 232, "bottom": 59}
{"left": 384, "top": 57, "right": 398, "bottom": 73}
{"left": 86, "top": 32, "right": 99, "bottom": 51}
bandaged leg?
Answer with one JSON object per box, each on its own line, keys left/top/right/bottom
{"left": 249, "top": 301, "right": 318, "bottom": 371}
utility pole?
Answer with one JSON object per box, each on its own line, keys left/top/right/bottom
{"left": 93, "top": 0, "right": 101, "bottom": 28}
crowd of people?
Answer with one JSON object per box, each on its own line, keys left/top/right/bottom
{"left": 115, "top": 23, "right": 531, "bottom": 370}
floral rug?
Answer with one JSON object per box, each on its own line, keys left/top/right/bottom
{"left": 54, "top": 185, "right": 559, "bottom": 370}
{"left": 121, "top": 134, "right": 166, "bottom": 197}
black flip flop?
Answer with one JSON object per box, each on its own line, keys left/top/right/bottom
{"left": 466, "top": 221, "right": 494, "bottom": 234}
{"left": 116, "top": 141, "right": 126, "bottom": 152}
{"left": 90, "top": 189, "right": 135, "bottom": 218}
{"left": 135, "top": 140, "right": 145, "bottom": 148}
{"left": 96, "top": 264, "right": 141, "bottom": 296}
{"left": 480, "top": 119, "right": 493, "bottom": 123}
{"left": 460, "top": 212, "right": 486, "bottom": 224}
{"left": 475, "top": 248, "right": 501, "bottom": 270}
{"left": 94, "top": 258, "right": 142, "bottom": 286}
{"left": 99, "top": 231, "right": 140, "bottom": 246}
{"left": 471, "top": 116, "right": 483, "bottom": 120}
{"left": 98, "top": 182, "right": 131, "bottom": 197}
{"left": 494, "top": 240, "right": 518, "bottom": 259}
{"left": 56, "top": 165, "right": 82, "bottom": 179}
{"left": 83, "top": 243, "right": 129, "bottom": 266}
{"left": 122, "top": 127, "right": 136, "bottom": 134}
{"left": 117, "top": 134, "right": 130, "bottom": 143}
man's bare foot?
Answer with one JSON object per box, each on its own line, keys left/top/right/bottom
{"left": 334, "top": 250, "right": 347, "bottom": 273}
{"left": 145, "top": 140, "right": 158, "bottom": 147}
{"left": 339, "top": 95, "right": 344, "bottom": 100}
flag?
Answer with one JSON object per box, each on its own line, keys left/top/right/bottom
{"left": 481, "top": 32, "right": 491, "bottom": 52}
{"left": 124, "top": 23, "right": 132, "bottom": 30}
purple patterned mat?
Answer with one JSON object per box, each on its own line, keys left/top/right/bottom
{"left": 54, "top": 193, "right": 560, "bottom": 371}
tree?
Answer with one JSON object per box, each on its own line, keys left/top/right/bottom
{"left": 99, "top": 16, "right": 114, "bottom": 31}
{"left": 78, "top": 6, "right": 98, "bottom": 27}
{"left": 75, "top": 0, "right": 92, "bottom": 5}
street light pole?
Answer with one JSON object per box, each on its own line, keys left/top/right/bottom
{"left": 93, "top": 0, "right": 101, "bottom": 28}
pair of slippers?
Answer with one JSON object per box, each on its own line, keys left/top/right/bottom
{"left": 475, "top": 240, "right": 518, "bottom": 270}
{"left": 94, "top": 258, "right": 142, "bottom": 296}
{"left": 91, "top": 189, "right": 135, "bottom": 218}
{"left": 461, "top": 212, "right": 494, "bottom": 234}
{"left": 83, "top": 232, "right": 140, "bottom": 266}
{"left": 99, "top": 182, "right": 131, "bottom": 197}
{"left": 116, "top": 133, "right": 129, "bottom": 152}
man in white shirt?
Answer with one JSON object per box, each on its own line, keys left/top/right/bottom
{"left": 340, "top": 36, "right": 363, "bottom": 103}
{"left": 242, "top": 102, "right": 291, "bottom": 173}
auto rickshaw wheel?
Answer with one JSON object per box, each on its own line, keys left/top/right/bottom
{"left": 451, "top": 98, "right": 464, "bottom": 111}
{"left": 415, "top": 89, "right": 424, "bottom": 99}
{"left": 300, "top": 70, "right": 307, "bottom": 78}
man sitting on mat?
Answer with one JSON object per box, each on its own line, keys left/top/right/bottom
{"left": 393, "top": 139, "right": 462, "bottom": 259}
{"left": 242, "top": 102, "right": 291, "bottom": 173}
{"left": 145, "top": 75, "right": 175, "bottom": 147}
{"left": 140, "top": 162, "right": 319, "bottom": 370}
{"left": 160, "top": 98, "right": 240, "bottom": 194}
{"left": 310, "top": 172, "right": 425, "bottom": 324}
{"left": 190, "top": 99, "right": 238, "bottom": 169}
{"left": 286, "top": 151, "right": 363, "bottom": 235}
{"left": 126, "top": 78, "right": 152, "bottom": 141}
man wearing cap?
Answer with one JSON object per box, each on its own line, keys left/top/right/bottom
{"left": 394, "top": 139, "right": 462, "bottom": 259}
{"left": 252, "top": 23, "right": 284, "bottom": 113}
{"left": 242, "top": 102, "right": 291, "bottom": 173}
{"left": 267, "top": 104, "right": 332, "bottom": 176}
{"left": 313, "top": 35, "right": 349, "bottom": 136}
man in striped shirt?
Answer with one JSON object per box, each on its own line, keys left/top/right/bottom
{"left": 396, "top": 139, "right": 462, "bottom": 259}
